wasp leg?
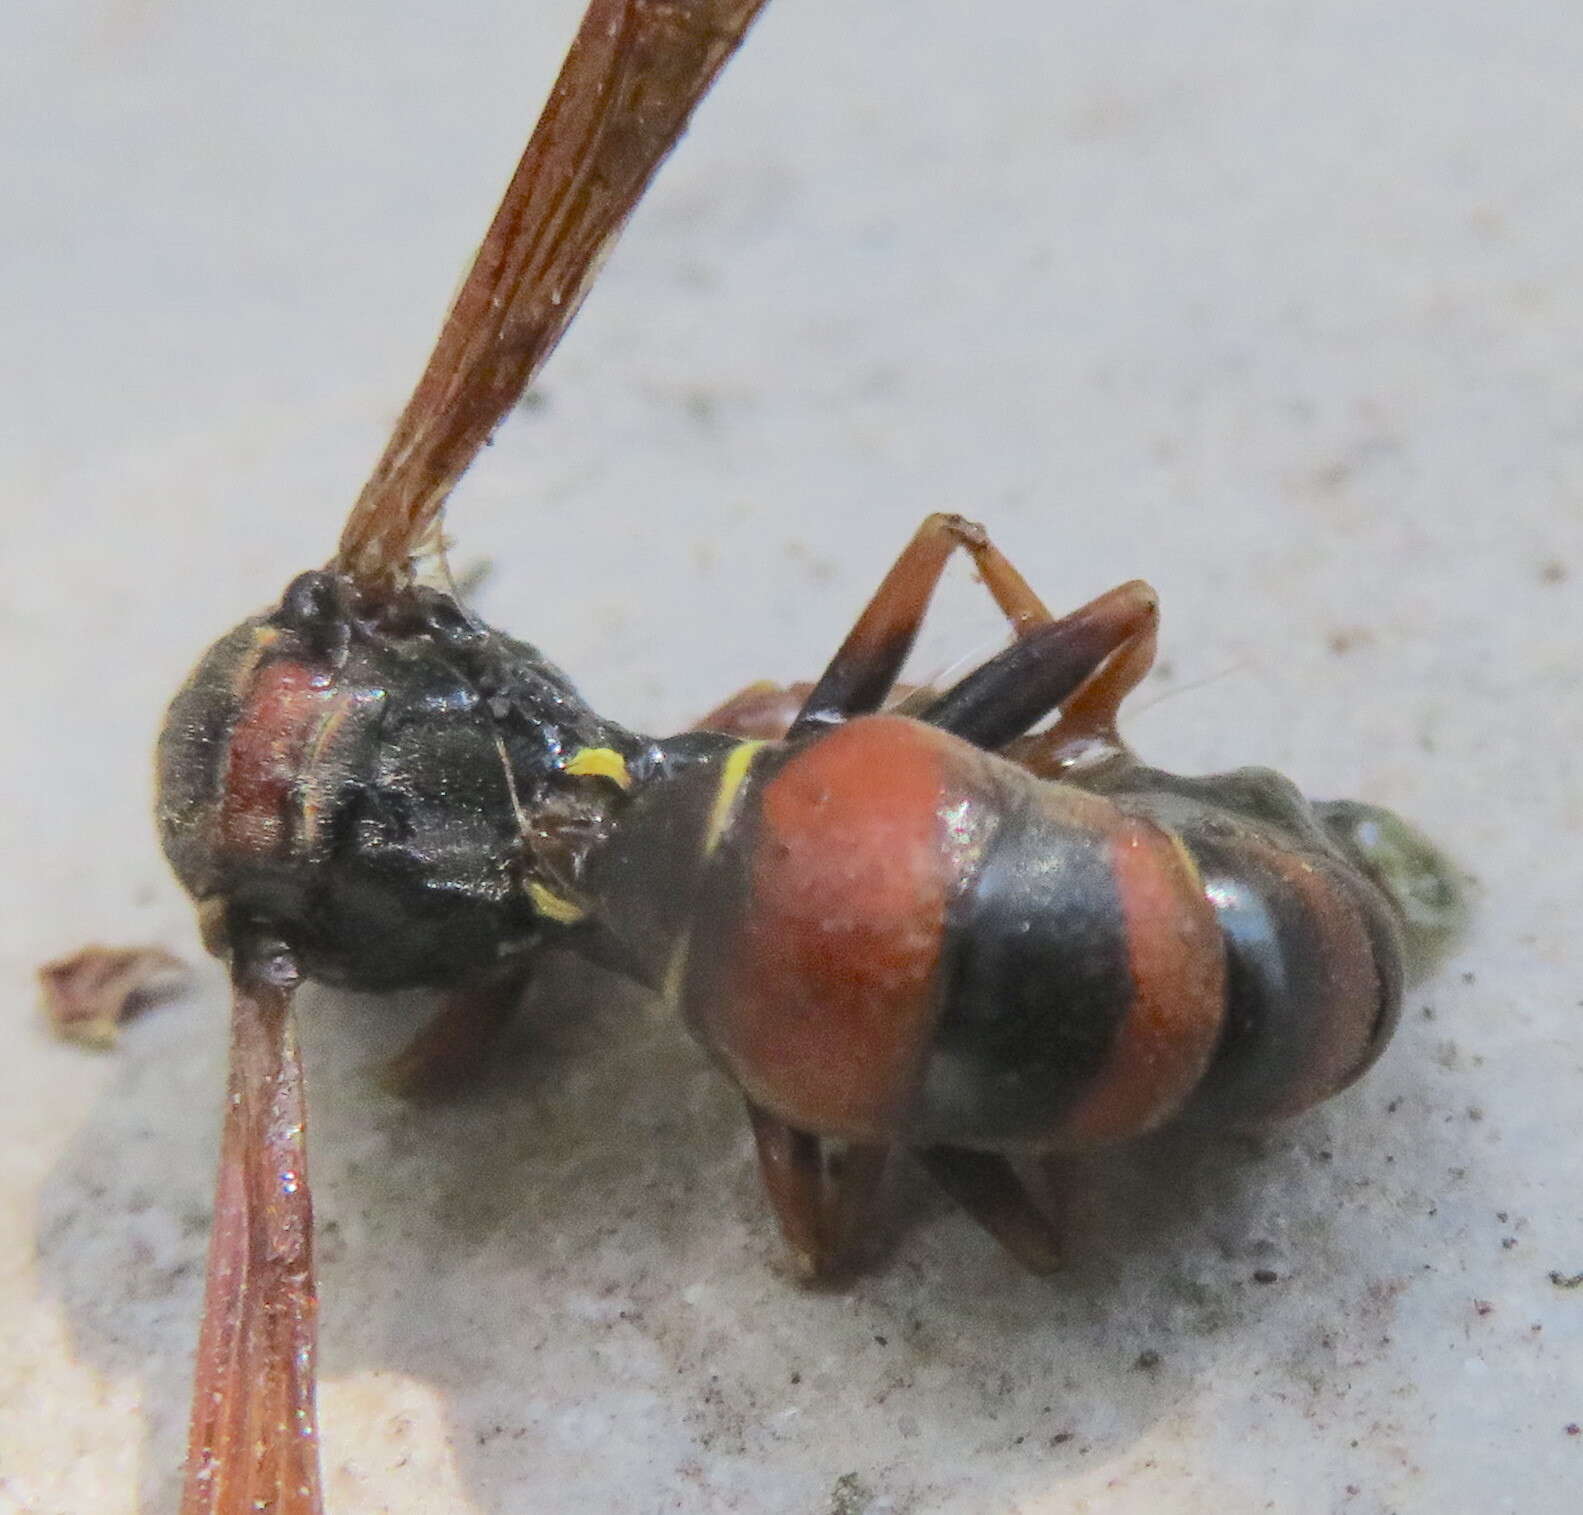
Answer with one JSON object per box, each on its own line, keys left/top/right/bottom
{"left": 696, "top": 679, "right": 932, "bottom": 740}
{"left": 696, "top": 680, "right": 816, "bottom": 739}
{"left": 789, "top": 513, "right": 1057, "bottom": 738}
{"left": 820, "top": 1140, "right": 891, "bottom": 1275}
{"left": 916, "top": 1146, "right": 1064, "bottom": 1274}
{"left": 384, "top": 965, "right": 529, "bottom": 1097}
{"left": 746, "top": 1103, "right": 827, "bottom": 1276}
{"left": 918, "top": 580, "right": 1158, "bottom": 752}
{"left": 1003, "top": 605, "right": 1159, "bottom": 777}
{"left": 745, "top": 1103, "right": 890, "bottom": 1278}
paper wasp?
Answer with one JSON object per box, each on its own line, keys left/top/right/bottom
{"left": 150, "top": 1, "right": 1460, "bottom": 1511}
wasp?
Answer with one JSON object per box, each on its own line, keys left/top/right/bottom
{"left": 150, "top": 1, "right": 1460, "bottom": 1511}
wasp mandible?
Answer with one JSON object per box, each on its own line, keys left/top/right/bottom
{"left": 151, "top": 2, "right": 1460, "bottom": 1511}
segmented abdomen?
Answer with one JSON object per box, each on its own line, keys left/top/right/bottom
{"left": 1096, "top": 767, "right": 1405, "bottom": 1127}
{"left": 596, "top": 715, "right": 1404, "bottom": 1153}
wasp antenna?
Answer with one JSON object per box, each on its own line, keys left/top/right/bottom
{"left": 336, "top": 0, "right": 773, "bottom": 595}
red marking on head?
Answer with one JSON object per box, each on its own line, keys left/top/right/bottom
{"left": 704, "top": 715, "right": 983, "bottom": 1141}
{"left": 218, "top": 661, "right": 338, "bottom": 859}
{"left": 1058, "top": 821, "right": 1226, "bottom": 1145}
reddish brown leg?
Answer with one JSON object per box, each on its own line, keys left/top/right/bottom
{"left": 916, "top": 1146, "right": 1064, "bottom": 1274}
{"left": 1002, "top": 601, "right": 1159, "bottom": 777}
{"left": 747, "top": 1102, "right": 891, "bottom": 1278}
{"left": 696, "top": 680, "right": 937, "bottom": 741}
{"left": 747, "top": 1104, "right": 825, "bottom": 1275}
{"left": 789, "top": 514, "right": 1058, "bottom": 737}
{"left": 695, "top": 681, "right": 817, "bottom": 740}
{"left": 384, "top": 965, "right": 529, "bottom": 1097}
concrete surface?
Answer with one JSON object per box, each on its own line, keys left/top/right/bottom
{"left": 4, "top": 1, "right": 1582, "bottom": 1512}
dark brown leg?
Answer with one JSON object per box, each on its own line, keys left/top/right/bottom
{"left": 385, "top": 966, "right": 529, "bottom": 1097}
{"left": 1001, "top": 605, "right": 1159, "bottom": 777}
{"left": 916, "top": 1146, "right": 1064, "bottom": 1274}
{"left": 917, "top": 579, "right": 1157, "bottom": 752}
{"left": 789, "top": 514, "right": 1058, "bottom": 737}
{"left": 747, "top": 1102, "right": 891, "bottom": 1279}
{"left": 820, "top": 1141, "right": 891, "bottom": 1275}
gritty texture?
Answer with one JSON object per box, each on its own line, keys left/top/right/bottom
{"left": 4, "top": 2, "right": 1582, "bottom": 1513}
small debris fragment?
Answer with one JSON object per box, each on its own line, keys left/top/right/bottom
{"left": 1133, "top": 1349, "right": 1161, "bottom": 1372}
{"left": 39, "top": 945, "right": 187, "bottom": 1047}
{"left": 1326, "top": 627, "right": 1373, "bottom": 656}
{"left": 1549, "top": 1271, "right": 1583, "bottom": 1290}
{"left": 1252, "top": 1269, "right": 1279, "bottom": 1285}
{"left": 1473, "top": 1300, "right": 1494, "bottom": 1317}
{"left": 1567, "top": 1424, "right": 1581, "bottom": 1438}
{"left": 829, "top": 1472, "right": 873, "bottom": 1515}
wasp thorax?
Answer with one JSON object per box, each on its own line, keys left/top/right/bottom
{"left": 156, "top": 569, "right": 641, "bottom": 991}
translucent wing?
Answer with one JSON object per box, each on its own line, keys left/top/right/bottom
{"left": 181, "top": 968, "right": 320, "bottom": 1515}
{"left": 336, "top": 0, "right": 772, "bottom": 592}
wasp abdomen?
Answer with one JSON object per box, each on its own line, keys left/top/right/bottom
{"left": 1101, "top": 769, "right": 1405, "bottom": 1126}
{"left": 629, "top": 715, "right": 1228, "bottom": 1151}
{"left": 918, "top": 776, "right": 1226, "bottom": 1150}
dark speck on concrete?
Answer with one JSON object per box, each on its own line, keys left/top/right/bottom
{"left": 829, "top": 1472, "right": 874, "bottom": 1515}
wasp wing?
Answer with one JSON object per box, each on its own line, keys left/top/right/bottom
{"left": 337, "top": 0, "right": 772, "bottom": 591}
{"left": 181, "top": 970, "right": 320, "bottom": 1515}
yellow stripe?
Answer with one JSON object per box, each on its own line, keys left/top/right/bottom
{"left": 564, "top": 746, "right": 633, "bottom": 789}
{"left": 704, "top": 741, "right": 765, "bottom": 856}
{"left": 659, "top": 928, "right": 693, "bottom": 1016}
{"left": 528, "top": 880, "right": 588, "bottom": 925}
{"left": 1167, "top": 828, "right": 1204, "bottom": 893}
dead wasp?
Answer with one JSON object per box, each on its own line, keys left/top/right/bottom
{"left": 150, "top": 0, "right": 1459, "bottom": 1511}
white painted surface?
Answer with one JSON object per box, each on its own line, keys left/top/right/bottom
{"left": 3, "top": 2, "right": 1580, "bottom": 1512}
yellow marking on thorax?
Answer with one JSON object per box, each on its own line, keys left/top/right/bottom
{"left": 528, "top": 880, "right": 588, "bottom": 925}
{"left": 704, "top": 740, "right": 766, "bottom": 856}
{"left": 564, "top": 746, "right": 633, "bottom": 789}
{"left": 659, "top": 927, "right": 693, "bottom": 1017}
{"left": 1165, "top": 828, "right": 1205, "bottom": 892}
